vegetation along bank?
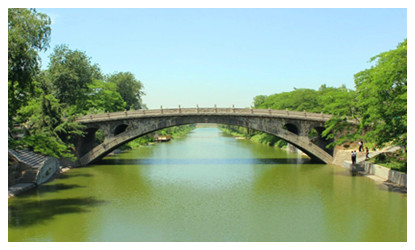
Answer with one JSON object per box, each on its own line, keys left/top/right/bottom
{"left": 220, "top": 38, "right": 407, "bottom": 174}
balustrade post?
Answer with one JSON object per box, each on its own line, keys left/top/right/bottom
{"left": 250, "top": 106, "right": 253, "bottom": 114}
{"left": 268, "top": 108, "right": 271, "bottom": 115}
{"left": 196, "top": 104, "right": 199, "bottom": 113}
{"left": 214, "top": 104, "right": 217, "bottom": 113}
{"left": 321, "top": 112, "right": 324, "bottom": 119}
{"left": 303, "top": 110, "right": 307, "bottom": 117}
{"left": 160, "top": 105, "right": 163, "bottom": 114}
{"left": 107, "top": 111, "right": 110, "bottom": 118}
{"left": 232, "top": 105, "right": 235, "bottom": 113}
{"left": 179, "top": 105, "right": 181, "bottom": 113}
{"left": 286, "top": 108, "right": 289, "bottom": 115}
{"left": 124, "top": 109, "right": 127, "bottom": 116}
{"left": 143, "top": 109, "right": 146, "bottom": 115}
{"left": 90, "top": 114, "right": 93, "bottom": 120}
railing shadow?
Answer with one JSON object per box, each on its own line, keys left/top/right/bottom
{"left": 37, "top": 183, "right": 85, "bottom": 193}
{"left": 334, "top": 169, "right": 407, "bottom": 194}
{"left": 378, "top": 182, "right": 407, "bottom": 194}
{"left": 8, "top": 197, "right": 107, "bottom": 228}
{"left": 56, "top": 173, "right": 94, "bottom": 180}
{"left": 14, "top": 183, "right": 86, "bottom": 199}
{"left": 97, "top": 157, "right": 312, "bottom": 166}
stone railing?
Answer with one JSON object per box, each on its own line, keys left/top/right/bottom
{"left": 75, "top": 106, "right": 335, "bottom": 123}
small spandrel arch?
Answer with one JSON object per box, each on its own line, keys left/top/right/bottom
{"left": 113, "top": 124, "right": 129, "bottom": 136}
{"left": 283, "top": 123, "right": 299, "bottom": 135}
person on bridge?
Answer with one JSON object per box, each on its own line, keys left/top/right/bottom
{"left": 365, "top": 147, "right": 370, "bottom": 160}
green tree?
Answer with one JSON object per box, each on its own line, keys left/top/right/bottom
{"left": 12, "top": 91, "right": 84, "bottom": 159}
{"left": 317, "top": 84, "right": 356, "bottom": 116}
{"left": 253, "top": 85, "right": 355, "bottom": 114}
{"left": 254, "top": 88, "right": 320, "bottom": 112}
{"left": 107, "top": 72, "right": 144, "bottom": 110}
{"left": 354, "top": 39, "right": 407, "bottom": 151}
{"left": 253, "top": 95, "right": 267, "bottom": 108}
{"left": 8, "top": 8, "right": 51, "bottom": 127}
{"left": 86, "top": 79, "right": 126, "bottom": 113}
{"left": 323, "top": 39, "right": 407, "bottom": 153}
{"left": 248, "top": 85, "right": 356, "bottom": 148}
{"left": 47, "top": 44, "right": 102, "bottom": 107}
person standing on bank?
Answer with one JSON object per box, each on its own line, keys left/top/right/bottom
{"left": 358, "top": 140, "right": 364, "bottom": 152}
{"left": 354, "top": 151, "right": 357, "bottom": 164}
{"left": 351, "top": 150, "right": 357, "bottom": 165}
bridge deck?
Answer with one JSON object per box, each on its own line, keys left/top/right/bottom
{"left": 76, "top": 107, "right": 335, "bottom": 123}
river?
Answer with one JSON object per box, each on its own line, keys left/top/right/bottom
{"left": 8, "top": 127, "right": 407, "bottom": 242}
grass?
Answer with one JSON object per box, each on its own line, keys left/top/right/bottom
{"left": 218, "top": 125, "right": 289, "bottom": 148}
{"left": 368, "top": 151, "right": 407, "bottom": 173}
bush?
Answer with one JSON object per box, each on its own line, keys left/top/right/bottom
{"left": 369, "top": 151, "right": 406, "bottom": 173}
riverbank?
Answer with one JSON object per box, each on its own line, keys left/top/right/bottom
{"left": 219, "top": 126, "right": 407, "bottom": 190}
{"left": 8, "top": 166, "right": 72, "bottom": 199}
{"left": 345, "top": 161, "right": 407, "bottom": 189}
{"left": 337, "top": 146, "right": 406, "bottom": 189}
{"left": 120, "top": 124, "right": 196, "bottom": 150}
{"left": 8, "top": 125, "right": 197, "bottom": 199}
{"left": 218, "top": 125, "right": 288, "bottom": 149}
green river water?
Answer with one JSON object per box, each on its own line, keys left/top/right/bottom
{"left": 8, "top": 127, "right": 407, "bottom": 242}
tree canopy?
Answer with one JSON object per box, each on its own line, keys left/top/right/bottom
{"left": 321, "top": 39, "right": 407, "bottom": 153}
{"left": 8, "top": 8, "right": 147, "bottom": 159}
{"left": 12, "top": 92, "right": 84, "bottom": 159}
{"left": 8, "top": 8, "right": 51, "bottom": 126}
{"left": 85, "top": 80, "right": 126, "bottom": 113}
{"left": 107, "top": 72, "right": 145, "bottom": 110}
{"left": 47, "top": 44, "right": 103, "bottom": 107}
{"left": 353, "top": 39, "right": 407, "bottom": 151}
{"left": 249, "top": 39, "right": 406, "bottom": 155}
{"left": 253, "top": 85, "right": 355, "bottom": 116}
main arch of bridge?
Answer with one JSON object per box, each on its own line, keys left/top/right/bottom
{"left": 75, "top": 108, "right": 334, "bottom": 166}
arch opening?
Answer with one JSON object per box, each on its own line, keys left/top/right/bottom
{"left": 113, "top": 124, "right": 129, "bottom": 136}
{"left": 283, "top": 123, "right": 299, "bottom": 135}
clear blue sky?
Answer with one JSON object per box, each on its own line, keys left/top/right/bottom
{"left": 37, "top": 8, "right": 407, "bottom": 109}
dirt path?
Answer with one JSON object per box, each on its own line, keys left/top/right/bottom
{"left": 332, "top": 145, "right": 401, "bottom": 167}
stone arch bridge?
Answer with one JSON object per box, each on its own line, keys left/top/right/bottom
{"left": 75, "top": 107, "right": 338, "bottom": 166}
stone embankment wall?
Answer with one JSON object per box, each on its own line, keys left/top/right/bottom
{"left": 343, "top": 161, "right": 407, "bottom": 188}
{"left": 8, "top": 149, "right": 61, "bottom": 198}
{"left": 8, "top": 161, "right": 31, "bottom": 187}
